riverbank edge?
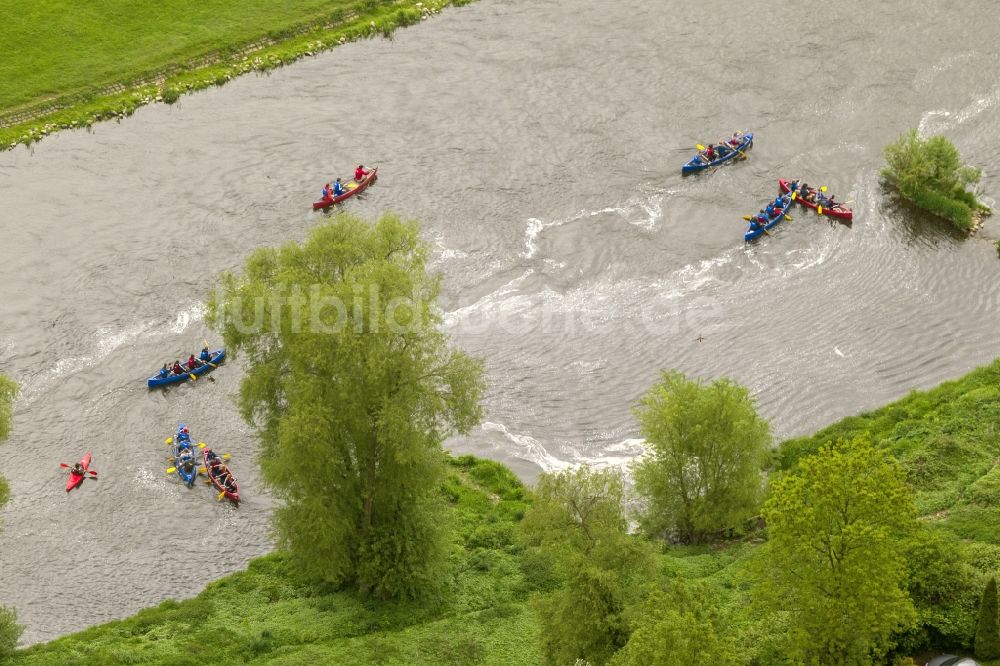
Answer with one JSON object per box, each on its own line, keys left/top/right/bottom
{"left": 0, "top": 0, "right": 474, "bottom": 152}
{"left": 11, "top": 358, "right": 1000, "bottom": 663}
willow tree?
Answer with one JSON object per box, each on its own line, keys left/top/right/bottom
{"left": 631, "top": 371, "right": 770, "bottom": 543}
{"left": 208, "top": 214, "right": 485, "bottom": 599}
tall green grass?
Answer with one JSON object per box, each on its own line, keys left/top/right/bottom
{"left": 0, "top": 0, "right": 472, "bottom": 150}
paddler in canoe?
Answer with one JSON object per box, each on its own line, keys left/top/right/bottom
{"left": 187, "top": 355, "right": 201, "bottom": 371}
{"left": 354, "top": 164, "right": 370, "bottom": 182}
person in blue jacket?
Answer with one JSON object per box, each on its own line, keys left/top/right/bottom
{"left": 199, "top": 347, "right": 211, "bottom": 363}
{"left": 333, "top": 178, "right": 346, "bottom": 196}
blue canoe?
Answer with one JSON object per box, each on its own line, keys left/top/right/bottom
{"left": 744, "top": 194, "right": 792, "bottom": 242}
{"left": 147, "top": 349, "right": 225, "bottom": 388}
{"left": 682, "top": 132, "right": 753, "bottom": 174}
{"left": 172, "top": 424, "right": 199, "bottom": 487}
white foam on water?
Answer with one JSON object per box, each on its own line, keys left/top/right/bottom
{"left": 16, "top": 302, "right": 209, "bottom": 406}
{"left": 482, "top": 422, "right": 648, "bottom": 473}
{"left": 443, "top": 269, "right": 534, "bottom": 328}
{"left": 95, "top": 319, "right": 158, "bottom": 357}
{"left": 918, "top": 88, "right": 1000, "bottom": 135}
{"left": 521, "top": 192, "right": 668, "bottom": 258}
{"left": 169, "top": 302, "right": 205, "bottom": 334}
{"left": 481, "top": 421, "right": 572, "bottom": 472}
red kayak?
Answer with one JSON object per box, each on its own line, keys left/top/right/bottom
{"left": 779, "top": 179, "right": 853, "bottom": 221}
{"left": 66, "top": 452, "right": 91, "bottom": 492}
{"left": 312, "top": 167, "right": 378, "bottom": 210}
{"left": 203, "top": 448, "right": 239, "bottom": 505}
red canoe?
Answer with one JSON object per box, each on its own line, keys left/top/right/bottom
{"left": 312, "top": 167, "right": 378, "bottom": 210}
{"left": 66, "top": 452, "right": 91, "bottom": 492}
{"left": 779, "top": 179, "right": 853, "bottom": 221}
{"left": 203, "top": 448, "right": 239, "bottom": 505}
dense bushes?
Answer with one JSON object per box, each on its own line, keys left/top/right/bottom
{"left": 882, "top": 130, "right": 990, "bottom": 230}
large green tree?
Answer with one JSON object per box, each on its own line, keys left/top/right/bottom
{"left": 631, "top": 371, "right": 770, "bottom": 543}
{"left": 521, "top": 466, "right": 651, "bottom": 665}
{"left": 208, "top": 214, "right": 485, "bottom": 599}
{"left": 754, "top": 438, "right": 917, "bottom": 665}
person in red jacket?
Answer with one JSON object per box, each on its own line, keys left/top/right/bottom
{"left": 354, "top": 164, "right": 370, "bottom": 181}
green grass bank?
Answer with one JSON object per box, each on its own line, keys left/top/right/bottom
{"left": 12, "top": 360, "right": 1000, "bottom": 664}
{"left": 0, "top": 0, "right": 473, "bottom": 151}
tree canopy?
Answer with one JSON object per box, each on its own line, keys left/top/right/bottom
{"left": 521, "top": 466, "right": 651, "bottom": 665}
{"left": 754, "top": 438, "right": 918, "bottom": 664}
{"left": 208, "top": 213, "right": 485, "bottom": 599}
{"left": 631, "top": 371, "right": 770, "bottom": 543}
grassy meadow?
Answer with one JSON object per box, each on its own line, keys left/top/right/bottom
{"left": 0, "top": 0, "right": 470, "bottom": 149}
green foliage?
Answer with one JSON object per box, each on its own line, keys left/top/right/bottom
{"left": 882, "top": 129, "right": 984, "bottom": 230}
{"left": 977, "top": 578, "right": 1000, "bottom": 660}
{"left": 610, "top": 585, "right": 736, "bottom": 666}
{"left": 632, "top": 371, "right": 770, "bottom": 543}
{"left": 521, "top": 467, "right": 652, "bottom": 664}
{"left": 775, "top": 360, "right": 1000, "bottom": 545}
{"left": 896, "top": 530, "right": 981, "bottom": 654}
{"left": 0, "top": 604, "right": 23, "bottom": 660}
{"left": 755, "top": 438, "right": 918, "bottom": 664}
{"left": 208, "top": 214, "right": 485, "bottom": 600}
{"left": 534, "top": 562, "right": 629, "bottom": 666}
{"left": 521, "top": 466, "right": 635, "bottom": 567}
{"left": 160, "top": 87, "right": 180, "bottom": 105}
{"left": 0, "top": 375, "right": 15, "bottom": 443}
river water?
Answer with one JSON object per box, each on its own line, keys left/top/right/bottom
{"left": 1, "top": 0, "right": 999, "bottom": 644}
